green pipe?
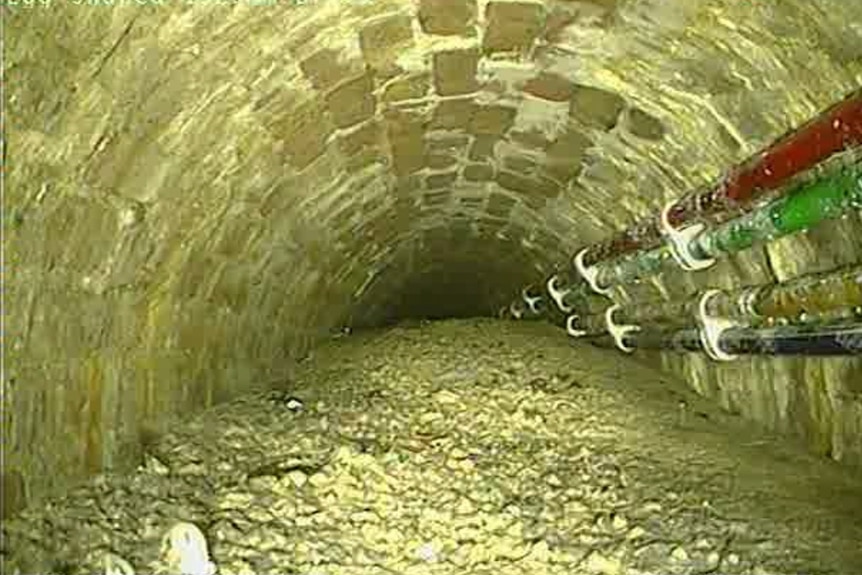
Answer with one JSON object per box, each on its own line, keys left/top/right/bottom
{"left": 595, "top": 160, "right": 861, "bottom": 288}
{"left": 692, "top": 163, "right": 862, "bottom": 259}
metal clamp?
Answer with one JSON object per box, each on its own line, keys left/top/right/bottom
{"left": 566, "top": 315, "right": 587, "bottom": 337}
{"left": 522, "top": 286, "right": 543, "bottom": 314}
{"left": 574, "top": 248, "right": 612, "bottom": 297}
{"left": 697, "top": 289, "right": 738, "bottom": 361}
{"left": 605, "top": 304, "right": 641, "bottom": 353}
{"left": 509, "top": 300, "right": 525, "bottom": 320}
{"left": 660, "top": 200, "right": 715, "bottom": 271}
{"left": 547, "top": 275, "right": 575, "bottom": 313}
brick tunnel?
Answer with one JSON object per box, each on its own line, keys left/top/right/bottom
{"left": 4, "top": 0, "right": 862, "bottom": 573}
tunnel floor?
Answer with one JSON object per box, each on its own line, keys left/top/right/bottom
{"left": 3, "top": 319, "right": 862, "bottom": 575}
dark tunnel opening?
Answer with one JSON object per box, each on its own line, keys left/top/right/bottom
{"left": 344, "top": 243, "right": 549, "bottom": 329}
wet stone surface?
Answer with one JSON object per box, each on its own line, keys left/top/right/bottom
{"left": 3, "top": 319, "right": 862, "bottom": 574}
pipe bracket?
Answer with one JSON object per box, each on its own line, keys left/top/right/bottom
{"left": 574, "top": 248, "right": 612, "bottom": 297}
{"left": 698, "top": 289, "right": 739, "bottom": 361}
{"left": 605, "top": 304, "right": 641, "bottom": 353}
{"left": 522, "top": 286, "right": 543, "bottom": 315}
{"left": 547, "top": 275, "right": 575, "bottom": 313}
{"left": 509, "top": 300, "right": 525, "bottom": 320}
{"left": 566, "top": 315, "right": 587, "bottom": 337}
{"left": 660, "top": 200, "right": 715, "bottom": 271}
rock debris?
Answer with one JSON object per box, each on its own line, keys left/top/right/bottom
{"left": 3, "top": 319, "right": 861, "bottom": 575}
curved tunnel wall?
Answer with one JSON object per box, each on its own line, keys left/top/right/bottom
{"left": 5, "top": 0, "right": 862, "bottom": 516}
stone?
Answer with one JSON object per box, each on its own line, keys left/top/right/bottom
{"left": 273, "top": 98, "right": 334, "bottom": 169}
{"left": 299, "top": 49, "right": 363, "bottom": 92}
{"left": 502, "top": 153, "right": 538, "bottom": 173}
{"left": 468, "top": 135, "right": 499, "bottom": 160}
{"left": 385, "top": 110, "right": 427, "bottom": 177}
{"left": 359, "top": 13, "right": 414, "bottom": 73}
{"left": 432, "top": 98, "right": 477, "bottom": 129}
{"left": 570, "top": 85, "right": 626, "bottom": 130}
{"left": 523, "top": 72, "right": 576, "bottom": 102}
{"left": 511, "top": 129, "right": 551, "bottom": 149}
{"left": 383, "top": 73, "right": 431, "bottom": 103}
{"left": 425, "top": 171, "right": 459, "bottom": 189}
{"left": 547, "top": 128, "right": 593, "bottom": 160}
{"left": 419, "top": 0, "right": 477, "bottom": 35}
{"left": 496, "top": 170, "right": 561, "bottom": 199}
{"left": 544, "top": 6, "right": 577, "bottom": 42}
{"left": 423, "top": 190, "right": 452, "bottom": 207}
{"left": 625, "top": 107, "right": 666, "bottom": 140}
{"left": 463, "top": 163, "right": 494, "bottom": 181}
{"left": 425, "top": 152, "right": 459, "bottom": 170}
{"left": 325, "top": 74, "right": 376, "bottom": 129}
{"left": 1, "top": 469, "right": 26, "bottom": 519}
{"left": 433, "top": 48, "right": 480, "bottom": 95}
{"left": 337, "top": 119, "right": 383, "bottom": 159}
{"left": 544, "top": 160, "right": 582, "bottom": 183}
{"left": 483, "top": 1, "right": 545, "bottom": 53}
{"left": 485, "top": 191, "right": 516, "bottom": 217}
{"left": 469, "top": 105, "right": 517, "bottom": 135}
{"left": 585, "top": 551, "right": 622, "bottom": 574}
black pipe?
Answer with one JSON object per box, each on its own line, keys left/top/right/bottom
{"left": 588, "top": 321, "right": 862, "bottom": 356}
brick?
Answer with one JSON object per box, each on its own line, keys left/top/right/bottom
{"left": 359, "top": 13, "right": 415, "bottom": 72}
{"left": 426, "top": 170, "right": 459, "bottom": 189}
{"left": 463, "top": 163, "right": 494, "bottom": 181}
{"left": 385, "top": 110, "right": 427, "bottom": 177}
{"left": 425, "top": 152, "right": 459, "bottom": 170}
{"left": 419, "top": 0, "right": 477, "bottom": 35}
{"left": 485, "top": 191, "right": 516, "bottom": 217}
{"left": 423, "top": 188, "right": 453, "bottom": 205}
{"left": 510, "top": 129, "right": 550, "bottom": 149}
{"left": 547, "top": 128, "right": 592, "bottom": 160}
{"left": 544, "top": 159, "right": 583, "bottom": 182}
{"left": 502, "top": 153, "right": 538, "bottom": 173}
{"left": 382, "top": 73, "right": 431, "bottom": 103}
{"left": 325, "top": 74, "right": 376, "bottom": 128}
{"left": 338, "top": 121, "right": 386, "bottom": 169}
{"left": 432, "top": 48, "right": 480, "bottom": 95}
{"left": 458, "top": 195, "right": 485, "bottom": 209}
{"left": 432, "top": 98, "right": 476, "bottom": 129}
{"left": 337, "top": 119, "right": 382, "bottom": 156}
{"left": 468, "top": 135, "right": 499, "bottom": 160}
{"left": 426, "top": 133, "right": 471, "bottom": 154}
{"left": 543, "top": 6, "right": 577, "bottom": 42}
{"left": 496, "top": 169, "right": 561, "bottom": 198}
{"left": 300, "top": 49, "right": 364, "bottom": 92}
{"left": 275, "top": 98, "right": 335, "bottom": 169}
{"left": 468, "top": 105, "right": 517, "bottom": 135}
{"left": 626, "top": 107, "right": 666, "bottom": 140}
{"left": 570, "top": 84, "right": 625, "bottom": 130}
{"left": 483, "top": 1, "right": 545, "bottom": 53}
{"left": 523, "top": 71, "right": 576, "bottom": 101}
{"left": 1, "top": 469, "right": 27, "bottom": 519}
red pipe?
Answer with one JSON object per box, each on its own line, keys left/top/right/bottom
{"left": 582, "top": 88, "right": 862, "bottom": 267}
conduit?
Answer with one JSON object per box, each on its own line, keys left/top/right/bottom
{"left": 535, "top": 150, "right": 860, "bottom": 317}
{"left": 595, "top": 155, "right": 861, "bottom": 289}
{"left": 588, "top": 321, "right": 862, "bottom": 357}
{"left": 501, "top": 91, "right": 862, "bottom": 360}
{"left": 572, "top": 263, "right": 862, "bottom": 335}
{"left": 583, "top": 88, "right": 862, "bottom": 268}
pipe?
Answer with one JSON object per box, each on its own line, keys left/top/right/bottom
{"left": 575, "top": 263, "right": 862, "bottom": 335}
{"left": 589, "top": 320, "right": 862, "bottom": 356}
{"left": 595, "top": 157, "right": 862, "bottom": 288}
{"left": 535, "top": 154, "right": 860, "bottom": 314}
{"left": 583, "top": 88, "right": 862, "bottom": 268}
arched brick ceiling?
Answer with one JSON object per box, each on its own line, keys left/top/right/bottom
{"left": 5, "top": 0, "right": 862, "bottom": 507}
